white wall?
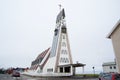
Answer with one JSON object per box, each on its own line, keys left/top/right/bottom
{"left": 103, "top": 65, "right": 117, "bottom": 73}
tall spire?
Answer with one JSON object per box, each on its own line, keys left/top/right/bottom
{"left": 56, "top": 8, "right": 65, "bottom": 23}
{"left": 29, "top": 7, "right": 85, "bottom": 76}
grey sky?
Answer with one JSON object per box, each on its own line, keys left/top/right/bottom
{"left": 0, "top": 0, "right": 120, "bottom": 73}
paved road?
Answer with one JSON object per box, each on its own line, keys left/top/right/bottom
{"left": 0, "top": 74, "right": 34, "bottom": 80}
{"left": 0, "top": 74, "right": 98, "bottom": 80}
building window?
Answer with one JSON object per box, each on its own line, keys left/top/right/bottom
{"left": 110, "top": 66, "right": 112, "bottom": 69}
{"left": 61, "top": 50, "right": 67, "bottom": 54}
{"left": 65, "top": 58, "right": 67, "bottom": 63}
{"left": 60, "top": 58, "right": 62, "bottom": 63}
{"left": 65, "top": 58, "right": 69, "bottom": 63}
{"left": 62, "top": 42, "right": 66, "bottom": 47}
{"left": 61, "top": 50, "right": 64, "bottom": 54}
{"left": 54, "top": 29, "right": 58, "bottom": 36}
{"left": 65, "top": 67, "right": 70, "bottom": 73}
{"left": 60, "top": 58, "right": 63, "bottom": 63}
{"left": 65, "top": 50, "right": 67, "bottom": 54}
{"left": 60, "top": 57, "right": 69, "bottom": 63}
{"left": 66, "top": 58, "right": 69, "bottom": 63}
{"left": 63, "top": 58, "right": 65, "bottom": 63}
{"left": 114, "top": 66, "right": 116, "bottom": 69}
{"left": 63, "top": 35, "right": 65, "bottom": 39}
{"left": 61, "top": 27, "right": 66, "bottom": 33}
{"left": 47, "top": 68, "right": 53, "bottom": 72}
{"left": 60, "top": 67, "right": 63, "bottom": 73}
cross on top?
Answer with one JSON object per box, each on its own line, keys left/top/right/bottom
{"left": 59, "top": 4, "right": 62, "bottom": 11}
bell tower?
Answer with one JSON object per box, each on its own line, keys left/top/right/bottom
{"left": 29, "top": 7, "right": 85, "bottom": 76}
{"left": 50, "top": 8, "right": 73, "bottom": 72}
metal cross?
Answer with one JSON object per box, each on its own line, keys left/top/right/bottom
{"left": 59, "top": 4, "right": 62, "bottom": 11}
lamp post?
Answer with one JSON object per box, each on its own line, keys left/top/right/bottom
{"left": 92, "top": 66, "right": 95, "bottom": 77}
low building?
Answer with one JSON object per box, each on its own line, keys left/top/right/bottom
{"left": 107, "top": 19, "right": 120, "bottom": 73}
{"left": 102, "top": 62, "right": 118, "bottom": 73}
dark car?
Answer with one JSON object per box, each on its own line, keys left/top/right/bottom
{"left": 12, "top": 71, "right": 20, "bottom": 77}
{"left": 99, "top": 72, "right": 120, "bottom": 80}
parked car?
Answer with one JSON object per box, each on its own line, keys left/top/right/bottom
{"left": 12, "top": 71, "right": 20, "bottom": 77}
{"left": 99, "top": 72, "right": 120, "bottom": 80}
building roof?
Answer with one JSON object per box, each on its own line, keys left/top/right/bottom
{"left": 35, "top": 48, "right": 50, "bottom": 60}
{"left": 56, "top": 8, "right": 65, "bottom": 23}
{"left": 31, "top": 48, "right": 50, "bottom": 70}
{"left": 102, "top": 62, "right": 116, "bottom": 66}
{"left": 107, "top": 19, "right": 120, "bottom": 38}
{"left": 58, "top": 63, "right": 86, "bottom": 67}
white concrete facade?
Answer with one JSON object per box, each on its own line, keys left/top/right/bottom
{"left": 42, "top": 9, "right": 73, "bottom": 75}
{"left": 107, "top": 19, "right": 120, "bottom": 73}
{"left": 102, "top": 62, "right": 118, "bottom": 73}
{"left": 26, "top": 9, "right": 77, "bottom": 76}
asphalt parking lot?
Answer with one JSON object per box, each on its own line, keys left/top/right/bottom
{"left": 0, "top": 74, "right": 98, "bottom": 80}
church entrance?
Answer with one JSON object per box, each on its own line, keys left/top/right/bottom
{"left": 58, "top": 63, "right": 85, "bottom": 75}
{"left": 60, "top": 67, "right": 63, "bottom": 73}
{"left": 65, "top": 67, "right": 70, "bottom": 73}
{"left": 59, "top": 66, "right": 71, "bottom": 73}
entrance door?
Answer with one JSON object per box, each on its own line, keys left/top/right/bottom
{"left": 60, "top": 67, "right": 63, "bottom": 73}
{"left": 65, "top": 67, "right": 70, "bottom": 73}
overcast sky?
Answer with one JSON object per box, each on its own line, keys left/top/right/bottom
{"left": 0, "top": 0, "right": 120, "bottom": 73}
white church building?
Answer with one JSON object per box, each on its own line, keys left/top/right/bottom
{"left": 25, "top": 8, "right": 85, "bottom": 76}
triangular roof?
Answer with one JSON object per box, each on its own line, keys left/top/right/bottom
{"left": 35, "top": 48, "right": 50, "bottom": 60}
{"left": 30, "top": 48, "right": 50, "bottom": 70}
{"left": 107, "top": 19, "right": 120, "bottom": 38}
{"left": 56, "top": 9, "right": 65, "bottom": 23}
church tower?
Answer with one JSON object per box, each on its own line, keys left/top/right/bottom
{"left": 29, "top": 8, "right": 85, "bottom": 76}
{"left": 51, "top": 8, "right": 73, "bottom": 71}
{"left": 43, "top": 8, "right": 73, "bottom": 75}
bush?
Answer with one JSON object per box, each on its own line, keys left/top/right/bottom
{"left": 0, "top": 68, "right": 6, "bottom": 74}
{"left": 76, "top": 74, "right": 99, "bottom": 78}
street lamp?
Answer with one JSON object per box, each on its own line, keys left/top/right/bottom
{"left": 92, "top": 66, "right": 95, "bottom": 77}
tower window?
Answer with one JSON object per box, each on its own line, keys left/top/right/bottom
{"left": 61, "top": 50, "right": 64, "bottom": 54}
{"left": 47, "top": 68, "right": 53, "bottom": 72}
{"left": 62, "top": 26, "right": 66, "bottom": 33}
{"left": 60, "top": 57, "right": 69, "bottom": 63}
{"left": 54, "top": 29, "right": 58, "bottom": 36}
{"left": 62, "top": 42, "right": 66, "bottom": 47}
{"left": 60, "top": 67, "right": 63, "bottom": 73}
{"left": 66, "top": 58, "right": 69, "bottom": 63}
{"left": 60, "top": 58, "right": 62, "bottom": 62}
{"left": 63, "top": 35, "right": 65, "bottom": 39}
{"left": 61, "top": 50, "right": 67, "bottom": 54}
{"left": 65, "top": 50, "right": 67, "bottom": 54}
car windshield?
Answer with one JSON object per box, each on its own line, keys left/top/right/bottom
{"left": 103, "top": 74, "right": 112, "bottom": 80}
{"left": 99, "top": 73, "right": 106, "bottom": 77}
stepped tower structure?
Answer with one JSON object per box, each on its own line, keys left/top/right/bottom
{"left": 28, "top": 8, "right": 85, "bottom": 76}
{"left": 43, "top": 8, "right": 73, "bottom": 74}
